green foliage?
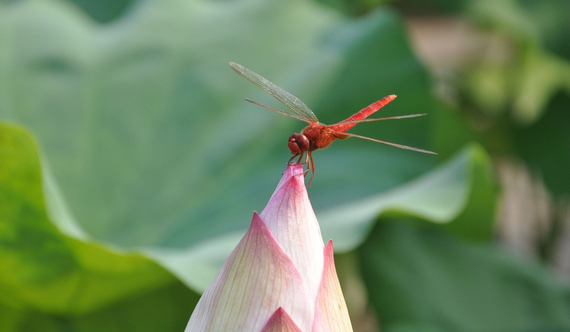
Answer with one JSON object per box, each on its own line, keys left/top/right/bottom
{"left": 0, "top": 123, "right": 199, "bottom": 331}
{"left": 0, "top": 0, "right": 438, "bottom": 251}
{"left": 513, "top": 93, "right": 570, "bottom": 197}
{"left": 0, "top": 0, "right": 569, "bottom": 331}
{"left": 320, "top": 144, "right": 497, "bottom": 252}
{"left": 66, "top": 0, "right": 133, "bottom": 23}
{"left": 0, "top": 0, "right": 444, "bottom": 290}
{"left": 461, "top": 0, "right": 570, "bottom": 199}
{"left": 359, "top": 221, "right": 570, "bottom": 332}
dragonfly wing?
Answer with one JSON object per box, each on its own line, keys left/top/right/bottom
{"left": 330, "top": 129, "right": 437, "bottom": 155}
{"left": 244, "top": 98, "right": 312, "bottom": 123}
{"left": 230, "top": 62, "right": 319, "bottom": 123}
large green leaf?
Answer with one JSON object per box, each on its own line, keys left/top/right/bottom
{"left": 318, "top": 144, "right": 496, "bottom": 252}
{"left": 0, "top": 0, "right": 450, "bottom": 287}
{"left": 0, "top": 123, "right": 199, "bottom": 331}
{"left": 0, "top": 0, "right": 435, "bottom": 248}
{"left": 359, "top": 221, "right": 570, "bottom": 332}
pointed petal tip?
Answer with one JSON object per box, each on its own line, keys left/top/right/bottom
{"left": 284, "top": 163, "right": 305, "bottom": 180}
{"left": 272, "top": 163, "right": 307, "bottom": 196}
{"left": 313, "top": 239, "right": 353, "bottom": 331}
{"left": 286, "top": 164, "right": 309, "bottom": 191}
{"left": 250, "top": 211, "right": 267, "bottom": 230}
{"left": 324, "top": 240, "right": 335, "bottom": 264}
{"left": 261, "top": 307, "right": 303, "bottom": 332}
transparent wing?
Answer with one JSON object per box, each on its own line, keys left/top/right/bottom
{"left": 230, "top": 62, "right": 319, "bottom": 123}
{"left": 330, "top": 129, "right": 437, "bottom": 155}
{"left": 244, "top": 98, "right": 312, "bottom": 124}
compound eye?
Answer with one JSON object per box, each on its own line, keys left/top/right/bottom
{"left": 288, "top": 133, "right": 310, "bottom": 154}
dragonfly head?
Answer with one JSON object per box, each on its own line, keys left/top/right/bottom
{"left": 288, "top": 133, "right": 310, "bottom": 155}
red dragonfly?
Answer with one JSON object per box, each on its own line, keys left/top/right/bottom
{"left": 230, "top": 62, "right": 436, "bottom": 185}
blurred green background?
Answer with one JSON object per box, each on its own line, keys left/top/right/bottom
{"left": 1, "top": 0, "right": 569, "bottom": 331}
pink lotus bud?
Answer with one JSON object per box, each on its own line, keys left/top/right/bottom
{"left": 185, "top": 164, "right": 352, "bottom": 331}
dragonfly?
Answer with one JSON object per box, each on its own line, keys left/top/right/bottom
{"left": 229, "top": 62, "right": 436, "bottom": 186}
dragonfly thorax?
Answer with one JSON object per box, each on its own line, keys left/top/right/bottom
{"left": 288, "top": 133, "right": 310, "bottom": 155}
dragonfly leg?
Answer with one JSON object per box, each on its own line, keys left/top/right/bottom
{"left": 288, "top": 153, "right": 299, "bottom": 164}
{"left": 288, "top": 152, "right": 312, "bottom": 180}
{"left": 297, "top": 152, "right": 306, "bottom": 165}
{"left": 306, "top": 152, "right": 315, "bottom": 187}
{"left": 302, "top": 153, "right": 311, "bottom": 176}
{"left": 289, "top": 152, "right": 306, "bottom": 167}
{"left": 294, "top": 152, "right": 311, "bottom": 175}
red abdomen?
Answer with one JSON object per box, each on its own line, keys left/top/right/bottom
{"left": 329, "top": 95, "right": 396, "bottom": 133}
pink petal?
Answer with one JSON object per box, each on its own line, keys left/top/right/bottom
{"left": 261, "top": 164, "right": 325, "bottom": 300}
{"left": 260, "top": 307, "right": 303, "bottom": 332}
{"left": 312, "top": 240, "right": 353, "bottom": 332}
{"left": 185, "top": 212, "right": 313, "bottom": 332}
